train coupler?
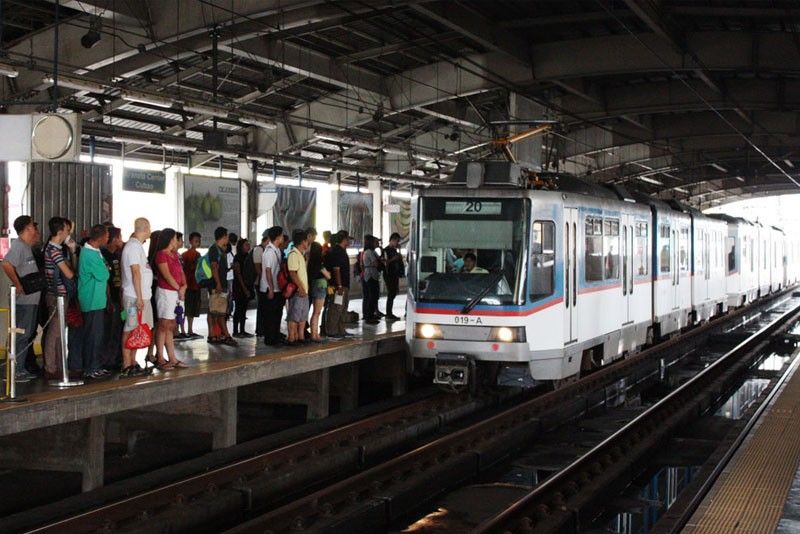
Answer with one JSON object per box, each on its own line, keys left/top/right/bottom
{"left": 433, "top": 353, "right": 475, "bottom": 387}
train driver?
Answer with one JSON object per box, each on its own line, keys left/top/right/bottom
{"left": 462, "top": 252, "right": 489, "bottom": 274}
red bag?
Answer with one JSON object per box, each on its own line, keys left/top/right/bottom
{"left": 66, "top": 301, "right": 83, "bottom": 328}
{"left": 124, "top": 310, "right": 153, "bottom": 350}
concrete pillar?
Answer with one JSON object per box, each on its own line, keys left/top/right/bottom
{"left": 368, "top": 178, "right": 383, "bottom": 239}
{"left": 213, "top": 387, "right": 238, "bottom": 449}
{"left": 361, "top": 352, "right": 407, "bottom": 396}
{"left": 0, "top": 416, "right": 106, "bottom": 492}
{"left": 238, "top": 369, "right": 331, "bottom": 421}
{"left": 330, "top": 362, "right": 360, "bottom": 411}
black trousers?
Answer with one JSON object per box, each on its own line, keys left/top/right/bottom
{"left": 233, "top": 296, "right": 250, "bottom": 334}
{"left": 256, "top": 290, "right": 267, "bottom": 336}
{"left": 385, "top": 276, "right": 399, "bottom": 316}
{"left": 263, "top": 292, "right": 285, "bottom": 344}
{"left": 364, "top": 278, "right": 380, "bottom": 320}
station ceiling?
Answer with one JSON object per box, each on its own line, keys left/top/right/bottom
{"left": 1, "top": 0, "right": 799, "bottom": 207}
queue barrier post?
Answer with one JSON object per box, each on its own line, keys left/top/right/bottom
{"left": 1, "top": 286, "right": 26, "bottom": 402}
{"left": 49, "top": 295, "right": 82, "bottom": 388}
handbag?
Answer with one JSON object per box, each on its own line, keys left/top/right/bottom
{"left": 209, "top": 291, "right": 228, "bottom": 315}
{"left": 284, "top": 281, "right": 297, "bottom": 299}
{"left": 124, "top": 310, "right": 153, "bottom": 350}
{"left": 19, "top": 271, "right": 47, "bottom": 294}
{"left": 66, "top": 300, "right": 84, "bottom": 328}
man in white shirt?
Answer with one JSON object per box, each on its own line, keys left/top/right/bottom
{"left": 261, "top": 226, "right": 284, "bottom": 345}
{"left": 120, "top": 217, "right": 153, "bottom": 377}
{"left": 252, "top": 232, "right": 268, "bottom": 336}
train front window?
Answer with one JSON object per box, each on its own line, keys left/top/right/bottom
{"left": 415, "top": 197, "right": 528, "bottom": 306}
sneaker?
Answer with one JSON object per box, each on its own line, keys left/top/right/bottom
{"left": 386, "top": 314, "right": 401, "bottom": 321}
{"left": 239, "top": 332, "right": 255, "bottom": 338}
{"left": 188, "top": 333, "right": 202, "bottom": 339}
{"left": 14, "top": 373, "right": 32, "bottom": 383}
{"left": 83, "top": 370, "right": 106, "bottom": 380}
{"left": 365, "top": 319, "right": 380, "bottom": 325}
{"left": 16, "top": 369, "right": 37, "bottom": 381}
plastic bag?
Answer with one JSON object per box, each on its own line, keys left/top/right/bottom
{"left": 124, "top": 310, "right": 153, "bottom": 350}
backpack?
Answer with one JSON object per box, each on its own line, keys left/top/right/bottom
{"left": 195, "top": 249, "right": 214, "bottom": 287}
{"left": 276, "top": 257, "right": 291, "bottom": 291}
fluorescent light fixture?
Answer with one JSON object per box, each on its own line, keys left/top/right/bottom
{"left": 389, "top": 190, "right": 412, "bottom": 199}
{"left": 735, "top": 176, "right": 745, "bottom": 182}
{"left": 238, "top": 115, "right": 277, "bottom": 130}
{"left": 308, "top": 164, "right": 333, "bottom": 173}
{"left": 785, "top": 160, "right": 794, "bottom": 168}
{"left": 183, "top": 103, "right": 230, "bottom": 119}
{"left": 121, "top": 91, "right": 176, "bottom": 109}
{"left": 674, "top": 187, "right": 689, "bottom": 193}
{"left": 42, "top": 74, "right": 107, "bottom": 93}
{"left": 709, "top": 163, "right": 728, "bottom": 172}
{"left": 208, "top": 149, "right": 239, "bottom": 159}
{"left": 0, "top": 62, "right": 18, "bottom": 78}
{"left": 161, "top": 142, "right": 196, "bottom": 152}
{"left": 112, "top": 136, "right": 148, "bottom": 145}
{"left": 638, "top": 176, "right": 663, "bottom": 185}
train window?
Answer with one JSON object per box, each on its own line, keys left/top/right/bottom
{"left": 727, "top": 237, "right": 736, "bottom": 273}
{"left": 603, "top": 218, "right": 620, "bottom": 280}
{"left": 585, "top": 216, "right": 603, "bottom": 282}
{"left": 679, "top": 228, "right": 689, "bottom": 272}
{"left": 635, "top": 222, "right": 649, "bottom": 275}
{"left": 660, "top": 224, "right": 671, "bottom": 273}
{"left": 764, "top": 240, "right": 768, "bottom": 269}
{"left": 751, "top": 238, "right": 755, "bottom": 272}
{"left": 530, "top": 221, "right": 555, "bottom": 301}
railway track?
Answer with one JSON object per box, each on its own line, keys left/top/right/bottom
{"left": 475, "top": 297, "right": 800, "bottom": 533}
{"left": 224, "top": 292, "right": 800, "bottom": 533}
{"left": 15, "top": 291, "right": 796, "bottom": 533}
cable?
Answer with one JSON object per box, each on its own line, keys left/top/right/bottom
{"left": 597, "top": 1, "right": 800, "bottom": 190}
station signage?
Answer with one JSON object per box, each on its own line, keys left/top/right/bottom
{"left": 122, "top": 169, "right": 166, "bottom": 194}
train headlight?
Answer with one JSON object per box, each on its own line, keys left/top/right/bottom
{"left": 489, "top": 326, "right": 526, "bottom": 343}
{"left": 415, "top": 323, "right": 442, "bottom": 339}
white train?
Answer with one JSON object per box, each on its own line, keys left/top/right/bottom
{"left": 405, "top": 161, "right": 797, "bottom": 388}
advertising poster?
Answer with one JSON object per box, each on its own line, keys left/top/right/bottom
{"left": 338, "top": 192, "right": 373, "bottom": 248}
{"left": 272, "top": 186, "right": 316, "bottom": 234}
{"left": 389, "top": 198, "right": 411, "bottom": 245}
{"left": 183, "top": 174, "right": 241, "bottom": 247}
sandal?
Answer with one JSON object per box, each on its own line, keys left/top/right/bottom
{"left": 159, "top": 363, "right": 176, "bottom": 370}
{"left": 172, "top": 360, "right": 189, "bottom": 369}
{"left": 207, "top": 337, "right": 222, "bottom": 344}
{"left": 222, "top": 337, "right": 239, "bottom": 347}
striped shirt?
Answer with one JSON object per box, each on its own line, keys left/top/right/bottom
{"left": 44, "top": 242, "right": 66, "bottom": 295}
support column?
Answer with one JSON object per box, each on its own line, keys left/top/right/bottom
{"left": 0, "top": 416, "right": 106, "bottom": 492}
{"left": 330, "top": 362, "right": 360, "bottom": 411}
{"left": 213, "top": 387, "right": 238, "bottom": 449}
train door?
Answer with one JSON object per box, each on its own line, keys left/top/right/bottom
{"left": 622, "top": 213, "right": 634, "bottom": 324}
{"left": 564, "top": 208, "right": 578, "bottom": 344}
{"left": 672, "top": 228, "right": 679, "bottom": 308}
{"left": 700, "top": 229, "right": 710, "bottom": 302}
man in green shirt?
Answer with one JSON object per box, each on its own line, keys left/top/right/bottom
{"left": 78, "top": 224, "right": 110, "bottom": 379}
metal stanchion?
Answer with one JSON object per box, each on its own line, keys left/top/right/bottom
{"left": 50, "top": 295, "right": 82, "bottom": 387}
{"left": 1, "top": 286, "right": 26, "bottom": 402}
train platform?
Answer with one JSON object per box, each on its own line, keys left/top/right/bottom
{"left": 0, "top": 297, "right": 407, "bottom": 492}
{"left": 683, "top": 351, "right": 800, "bottom": 533}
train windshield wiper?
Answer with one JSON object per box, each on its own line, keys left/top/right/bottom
{"left": 461, "top": 271, "right": 504, "bottom": 315}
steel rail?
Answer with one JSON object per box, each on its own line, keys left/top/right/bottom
{"left": 26, "top": 391, "right": 468, "bottom": 533}
{"left": 225, "top": 292, "right": 797, "bottom": 533}
{"left": 475, "top": 297, "right": 800, "bottom": 533}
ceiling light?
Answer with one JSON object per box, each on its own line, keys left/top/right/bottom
{"left": 183, "top": 103, "right": 230, "bottom": 119}
{"left": 0, "top": 62, "right": 18, "bottom": 78}
{"left": 112, "top": 136, "right": 148, "bottom": 145}
{"left": 208, "top": 149, "right": 239, "bottom": 159}
{"left": 709, "top": 163, "right": 728, "bottom": 173}
{"left": 42, "top": 74, "right": 107, "bottom": 93}
{"left": 121, "top": 91, "right": 176, "bottom": 108}
{"left": 638, "top": 176, "right": 663, "bottom": 185}
{"left": 238, "top": 115, "right": 277, "bottom": 130}
{"left": 785, "top": 160, "right": 794, "bottom": 169}
{"left": 81, "top": 18, "right": 102, "bottom": 49}
{"left": 161, "top": 142, "right": 197, "bottom": 152}
{"left": 674, "top": 187, "right": 688, "bottom": 193}
{"left": 735, "top": 176, "right": 746, "bottom": 182}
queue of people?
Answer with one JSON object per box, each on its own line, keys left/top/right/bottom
{"left": 1, "top": 213, "right": 406, "bottom": 385}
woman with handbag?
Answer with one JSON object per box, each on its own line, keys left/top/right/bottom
{"left": 153, "top": 229, "right": 188, "bottom": 370}
{"left": 42, "top": 217, "right": 78, "bottom": 379}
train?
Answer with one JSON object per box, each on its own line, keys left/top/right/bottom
{"left": 404, "top": 161, "right": 799, "bottom": 388}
